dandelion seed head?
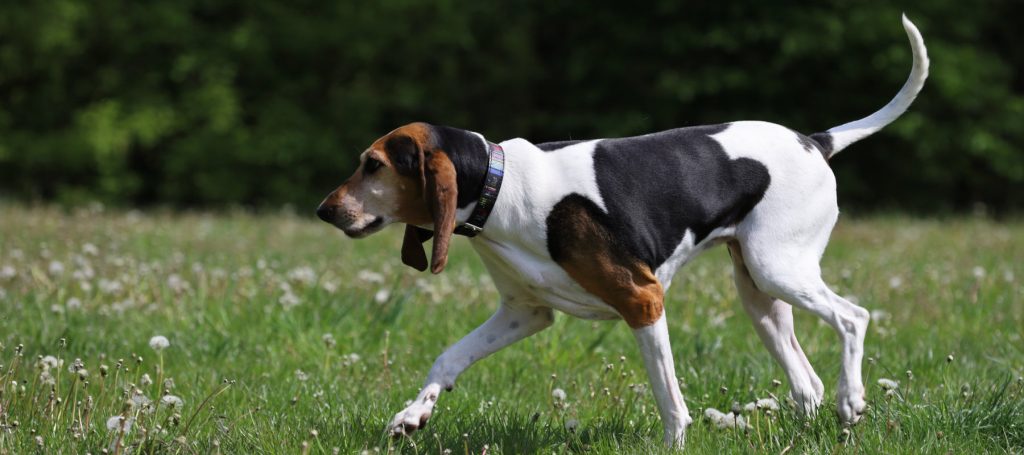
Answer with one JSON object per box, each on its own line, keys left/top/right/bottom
{"left": 295, "top": 369, "right": 309, "bottom": 382}
{"left": 0, "top": 265, "right": 16, "bottom": 280}
{"left": 160, "top": 395, "right": 184, "bottom": 409}
{"left": 564, "top": 419, "right": 579, "bottom": 431}
{"left": 140, "top": 373, "right": 153, "bottom": 386}
{"left": 972, "top": 266, "right": 986, "bottom": 279}
{"left": 322, "top": 333, "right": 337, "bottom": 349}
{"left": 888, "top": 276, "right": 903, "bottom": 289}
{"left": 48, "top": 260, "right": 65, "bottom": 276}
{"left": 374, "top": 288, "right": 390, "bottom": 304}
{"left": 279, "top": 291, "right": 301, "bottom": 309}
{"left": 357, "top": 270, "right": 385, "bottom": 284}
{"left": 82, "top": 243, "right": 99, "bottom": 256}
{"left": 551, "top": 388, "right": 567, "bottom": 402}
{"left": 149, "top": 336, "right": 170, "bottom": 351}
{"left": 878, "top": 378, "right": 899, "bottom": 390}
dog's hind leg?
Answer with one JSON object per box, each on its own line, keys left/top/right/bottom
{"left": 388, "top": 303, "right": 553, "bottom": 436}
{"left": 737, "top": 231, "right": 870, "bottom": 426}
{"left": 728, "top": 242, "right": 825, "bottom": 416}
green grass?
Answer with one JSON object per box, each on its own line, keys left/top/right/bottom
{"left": 1, "top": 205, "right": 1022, "bottom": 454}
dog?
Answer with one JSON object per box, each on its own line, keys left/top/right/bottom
{"left": 316, "top": 15, "right": 928, "bottom": 446}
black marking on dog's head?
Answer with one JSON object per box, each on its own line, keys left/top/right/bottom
{"left": 383, "top": 124, "right": 488, "bottom": 209}
{"left": 432, "top": 125, "right": 489, "bottom": 208}
{"left": 536, "top": 140, "right": 585, "bottom": 152}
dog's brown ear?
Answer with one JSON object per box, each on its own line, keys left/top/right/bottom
{"left": 401, "top": 225, "right": 433, "bottom": 272}
{"left": 424, "top": 151, "right": 458, "bottom": 274}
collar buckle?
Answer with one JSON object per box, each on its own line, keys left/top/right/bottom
{"left": 455, "top": 222, "right": 484, "bottom": 237}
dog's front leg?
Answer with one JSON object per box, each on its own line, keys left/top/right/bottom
{"left": 389, "top": 303, "right": 553, "bottom": 436}
{"left": 633, "top": 314, "right": 691, "bottom": 446}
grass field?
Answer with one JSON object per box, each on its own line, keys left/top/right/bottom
{"left": 1, "top": 205, "right": 1022, "bottom": 454}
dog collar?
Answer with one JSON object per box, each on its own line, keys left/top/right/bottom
{"left": 454, "top": 142, "right": 504, "bottom": 237}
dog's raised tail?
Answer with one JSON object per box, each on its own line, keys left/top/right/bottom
{"left": 811, "top": 14, "right": 929, "bottom": 159}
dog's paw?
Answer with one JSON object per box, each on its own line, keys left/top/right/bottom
{"left": 389, "top": 402, "right": 434, "bottom": 437}
{"left": 837, "top": 391, "right": 867, "bottom": 426}
{"left": 790, "top": 387, "right": 823, "bottom": 417}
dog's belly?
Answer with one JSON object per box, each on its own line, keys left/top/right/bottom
{"left": 474, "top": 240, "right": 622, "bottom": 320}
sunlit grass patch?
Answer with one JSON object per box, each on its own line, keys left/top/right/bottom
{"left": 1, "top": 205, "right": 1022, "bottom": 453}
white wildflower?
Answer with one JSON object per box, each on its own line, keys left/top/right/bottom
{"left": 106, "top": 416, "right": 133, "bottom": 433}
{"left": 972, "top": 266, "right": 986, "bottom": 279}
{"left": 374, "top": 289, "right": 390, "bottom": 304}
{"left": 295, "top": 369, "right": 309, "bottom": 382}
{"left": 322, "top": 333, "right": 337, "bottom": 349}
{"left": 82, "top": 243, "right": 99, "bottom": 256}
{"left": 288, "top": 266, "right": 317, "bottom": 285}
{"left": 878, "top": 378, "right": 899, "bottom": 390}
{"left": 870, "top": 309, "right": 890, "bottom": 322}
{"left": 130, "top": 390, "right": 153, "bottom": 412}
{"left": 279, "top": 291, "right": 301, "bottom": 309}
{"left": 99, "top": 278, "right": 123, "bottom": 295}
{"left": 357, "top": 270, "right": 385, "bottom": 284}
{"left": 343, "top": 353, "right": 361, "bottom": 365}
{"left": 552, "top": 388, "right": 567, "bottom": 402}
{"left": 68, "top": 358, "right": 84, "bottom": 374}
{"left": 66, "top": 297, "right": 82, "bottom": 310}
{"left": 149, "top": 335, "right": 170, "bottom": 351}
{"left": 51, "top": 304, "right": 65, "bottom": 314}
{"left": 167, "top": 274, "right": 190, "bottom": 293}
{"left": 160, "top": 395, "right": 184, "bottom": 409}
{"left": 321, "top": 280, "right": 339, "bottom": 293}
{"left": 888, "top": 276, "right": 902, "bottom": 289}
{"left": 704, "top": 408, "right": 751, "bottom": 430}
{"left": 38, "top": 355, "right": 62, "bottom": 370}
{"left": 48, "top": 261, "right": 65, "bottom": 276}
{"left": 0, "top": 265, "right": 16, "bottom": 280}
{"left": 755, "top": 398, "right": 779, "bottom": 411}
{"left": 564, "top": 419, "right": 580, "bottom": 431}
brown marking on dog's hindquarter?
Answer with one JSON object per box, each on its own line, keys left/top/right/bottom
{"left": 547, "top": 195, "right": 665, "bottom": 328}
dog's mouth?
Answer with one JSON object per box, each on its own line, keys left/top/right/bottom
{"left": 343, "top": 216, "right": 385, "bottom": 238}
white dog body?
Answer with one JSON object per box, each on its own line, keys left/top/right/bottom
{"left": 317, "top": 15, "right": 929, "bottom": 447}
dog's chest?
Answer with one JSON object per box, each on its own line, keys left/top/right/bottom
{"left": 473, "top": 240, "right": 622, "bottom": 320}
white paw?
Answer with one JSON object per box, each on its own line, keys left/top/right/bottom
{"left": 389, "top": 402, "right": 434, "bottom": 436}
{"left": 837, "top": 390, "right": 867, "bottom": 425}
{"left": 791, "top": 387, "right": 823, "bottom": 417}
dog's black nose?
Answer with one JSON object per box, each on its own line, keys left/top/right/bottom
{"left": 316, "top": 205, "right": 335, "bottom": 222}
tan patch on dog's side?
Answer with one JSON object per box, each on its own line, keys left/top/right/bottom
{"left": 546, "top": 195, "right": 665, "bottom": 328}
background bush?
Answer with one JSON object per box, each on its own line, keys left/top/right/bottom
{"left": 1, "top": 1, "right": 1022, "bottom": 213}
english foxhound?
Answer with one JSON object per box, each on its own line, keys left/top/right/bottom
{"left": 316, "top": 15, "right": 928, "bottom": 446}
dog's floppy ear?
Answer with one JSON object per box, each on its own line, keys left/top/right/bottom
{"left": 423, "top": 151, "right": 458, "bottom": 274}
{"left": 401, "top": 225, "right": 433, "bottom": 272}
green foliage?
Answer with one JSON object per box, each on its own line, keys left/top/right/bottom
{"left": 1, "top": 2, "right": 1022, "bottom": 212}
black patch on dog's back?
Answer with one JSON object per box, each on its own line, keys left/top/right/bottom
{"left": 546, "top": 124, "right": 771, "bottom": 270}
{"left": 809, "top": 132, "right": 834, "bottom": 158}
{"left": 536, "top": 140, "right": 585, "bottom": 152}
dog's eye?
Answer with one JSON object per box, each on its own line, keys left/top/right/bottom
{"left": 364, "top": 157, "right": 383, "bottom": 175}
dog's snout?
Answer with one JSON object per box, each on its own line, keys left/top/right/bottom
{"left": 316, "top": 205, "right": 336, "bottom": 223}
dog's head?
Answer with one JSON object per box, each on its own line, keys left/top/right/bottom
{"left": 317, "top": 122, "right": 488, "bottom": 274}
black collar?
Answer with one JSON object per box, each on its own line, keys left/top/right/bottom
{"left": 453, "top": 142, "right": 504, "bottom": 237}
